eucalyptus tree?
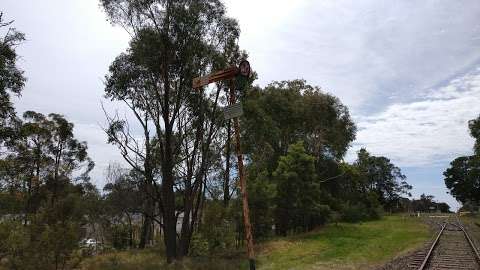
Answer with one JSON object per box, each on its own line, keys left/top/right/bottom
{"left": 242, "top": 80, "right": 357, "bottom": 236}
{"left": 243, "top": 80, "right": 356, "bottom": 170}
{"left": 0, "top": 111, "right": 95, "bottom": 270}
{"left": 354, "top": 148, "right": 411, "bottom": 211}
{"left": 100, "top": 0, "right": 241, "bottom": 261}
{"left": 444, "top": 115, "right": 480, "bottom": 204}
{"left": 0, "top": 11, "right": 26, "bottom": 220}
{"left": 0, "top": 12, "right": 25, "bottom": 127}
{"left": 0, "top": 111, "right": 93, "bottom": 216}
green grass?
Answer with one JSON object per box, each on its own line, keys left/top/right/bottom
{"left": 255, "top": 215, "right": 430, "bottom": 270}
{"left": 79, "top": 215, "right": 430, "bottom": 270}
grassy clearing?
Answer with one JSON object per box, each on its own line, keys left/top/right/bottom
{"left": 256, "top": 215, "right": 430, "bottom": 270}
{"left": 79, "top": 215, "right": 430, "bottom": 270}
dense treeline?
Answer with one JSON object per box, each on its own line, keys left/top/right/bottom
{"left": 243, "top": 81, "right": 412, "bottom": 237}
{"left": 398, "top": 194, "right": 451, "bottom": 213}
{"left": 0, "top": 2, "right": 446, "bottom": 268}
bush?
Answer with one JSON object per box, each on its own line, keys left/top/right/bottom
{"left": 198, "top": 202, "right": 237, "bottom": 253}
{"left": 340, "top": 202, "right": 382, "bottom": 223}
{"left": 189, "top": 233, "right": 209, "bottom": 257}
{"left": 295, "top": 204, "right": 332, "bottom": 232}
{"left": 111, "top": 224, "right": 133, "bottom": 250}
{"left": 0, "top": 212, "right": 82, "bottom": 270}
{"left": 314, "top": 204, "right": 332, "bottom": 226}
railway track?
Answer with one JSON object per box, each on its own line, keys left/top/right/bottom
{"left": 408, "top": 217, "right": 480, "bottom": 270}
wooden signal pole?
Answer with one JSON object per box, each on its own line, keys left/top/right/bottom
{"left": 229, "top": 79, "right": 255, "bottom": 270}
{"left": 193, "top": 61, "right": 255, "bottom": 270}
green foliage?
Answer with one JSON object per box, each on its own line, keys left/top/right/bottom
{"left": 242, "top": 82, "right": 411, "bottom": 237}
{"left": 340, "top": 202, "right": 382, "bottom": 223}
{"left": 243, "top": 80, "right": 359, "bottom": 236}
{"left": 0, "top": 112, "right": 96, "bottom": 269}
{"left": 0, "top": 201, "right": 84, "bottom": 270}
{"left": 247, "top": 167, "right": 276, "bottom": 239}
{"left": 444, "top": 115, "right": 480, "bottom": 206}
{"left": 194, "top": 201, "right": 237, "bottom": 254}
{"left": 408, "top": 194, "right": 451, "bottom": 213}
{"left": 102, "top": 169, "right": 144, "bottom": 250}
{"left": 243, "top": 80, "right": 356, "bottom": 163}
{"left": 469, "top": 115, "right": 480, "bottom": 155}
{"left": 444, "top": 155, "right": 480, "bottom": 204}
{"left": 0, "top": 12, "right": 26, "bottom": 124}
{"left": 189, "top": 233, "right": 210, "bottom": 257}
{"left": 354, "top": 148, "right": 411, "bottom": 211}
{"left": 273, "top": 141, "right": 327, "bottom": 234}
{"left": 0, "top": 220, "right": 29, "bottom": 263}
{"left": 460, "top": 202, "right": 479, "bottom": 212}
{"left": 111, "top": 224, "right": 133, "bottom": 250}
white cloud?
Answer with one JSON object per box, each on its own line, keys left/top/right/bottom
{"left": 224, "top": 0, "right": 480, "bottom": 111}
{"left": 348, "top": 67, "right": 480, "bottom": 167}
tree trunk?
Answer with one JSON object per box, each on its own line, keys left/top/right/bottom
{"left": 162, "top": 123, "right": 177, "bottom": 263}
{"left": 178, "top": 202, "right": 192, "bottom": 258}
{"left": 139, "top": 212, "right": 153, "bottom": 249}
{"left": 139, "top": 179, "right": 155, "bottom": 249}
{"left": 163, "top": 177, "right": 176, "bottom": 262}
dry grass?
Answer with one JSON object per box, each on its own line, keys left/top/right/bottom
{"left": 79, "top": 249, "right": 247, "bottom": 270}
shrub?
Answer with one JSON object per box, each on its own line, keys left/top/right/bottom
{"left": 197, "top": 201, "right": 237, "bottom": 253}
{"left": 189, "top": 233, "right": 209, "bottom": 257}
{"left": 341, "top": 202, "right": 382, "bottom": 223}
{"left": 111, "top": 224, "right": 132, "bottom": 250}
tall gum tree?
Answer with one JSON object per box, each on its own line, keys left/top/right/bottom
{"left": 100, "top": 0, "right": 241, "bottom": 261}
{"left": 0, "top": 12, "right": 26, "bottom": 144}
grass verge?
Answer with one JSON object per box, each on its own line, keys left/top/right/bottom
{"left": 256, "top": 215, "right": 430, "bottom": 270}
{"left": 79, "top": 215, "right": 430, "bottom": 270}
{"left": 460, "top": 214, "right": 480, "bottom": 247}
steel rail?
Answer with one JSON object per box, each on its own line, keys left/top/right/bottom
{"left": 418, "top": 222, "right": 446, "bottom": 270}
{"left": 418, "top": 216, "right": 480, "bottom": 270}
{"left": 458, "top": 221, "right": 480, "bottom": 264}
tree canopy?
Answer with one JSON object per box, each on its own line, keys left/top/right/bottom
{"left": 0, "top": 12, "right": 26, "bottom": 137}
{"left": 469, "top": 115, "right": 480, "bottom": 155}
{"left": 444, "top": 114, "right": 480, "bottom": 204}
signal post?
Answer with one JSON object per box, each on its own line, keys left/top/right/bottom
{"left": 193, "top": 60, "right": 255, "bottom": 270}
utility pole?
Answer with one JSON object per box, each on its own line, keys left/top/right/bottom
{"left": 193, "top": 60, "right": 255, "bottom": 270}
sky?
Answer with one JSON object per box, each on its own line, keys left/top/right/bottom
{"left": 3, "top": 0, "right": 480, "bottom": 210}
